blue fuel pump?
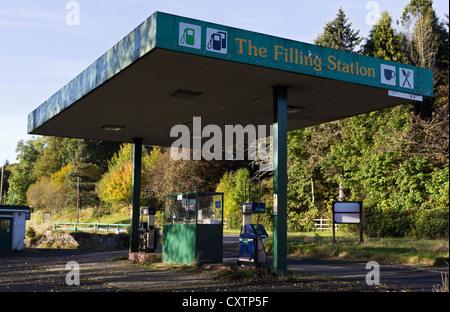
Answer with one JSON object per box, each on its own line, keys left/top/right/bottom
{"left": 238, "top": 178, "right": 268, "bottom": 264}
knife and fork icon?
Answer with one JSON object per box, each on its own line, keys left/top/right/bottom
{"left": 402, "top": 69, "right": 412, "bottom": 88}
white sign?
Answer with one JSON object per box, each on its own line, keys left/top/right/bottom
{"left": 388, "top": 90, "right": 423, "bottom": 101}
{"left": 273, "top": 194, "right": 278, "bottom": 215}
{"left": 333, "top": 202, "right": 361, "bottom": 212}
{"left": 334, "top": 213, "right": 361, "bottom": 224}
{"left": 380, "top": 64, "right": 396, "bottom": 86}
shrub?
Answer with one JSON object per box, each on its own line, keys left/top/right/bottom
{"left": 414, "top": 207, "right": 449, "bottom": 239}
{"left": 26, "top": 226, "right": 36, "bottom": 239}
{"left": 363, "top": 203, "right": 415, "bottom": 237}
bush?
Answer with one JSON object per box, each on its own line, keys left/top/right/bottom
{"left": 363, "top": 202, "right": 449, "bottom": 239}
{"left": 414, "top": 207, "right": 449, "bottom": 239}
{"left": 26, "top": 226, "right": 37, "bottom": 239}
{"left": 363, "top": 203, "right": 415, "bottom": 237}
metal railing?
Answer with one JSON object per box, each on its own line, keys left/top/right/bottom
{"left": 52, "top": 222, "right": 129, "bottom": 233}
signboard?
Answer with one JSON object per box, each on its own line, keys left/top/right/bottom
{"left": 28, "top": 11, "right": 434, "bottom": 141}
{"left": 332, "top": 201, "right": 363, "bottom": 243}
{"left": 156, "top": 12, "right": 433, "bottom": 97}
{"left": 388, "top": 90, "right": 423, "bottom": 101}
{"left": 333, "top": 201, "right": 362, "bottom": 224}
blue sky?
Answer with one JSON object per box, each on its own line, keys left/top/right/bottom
{"left": 0, "top": 0, "right": 448, "bottom": 165}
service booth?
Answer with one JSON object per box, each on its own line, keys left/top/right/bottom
{"left": 163, "top": 192, "right": 223, "bottom": 265}
{"left": 0, "top": 205, "right": 30, "bottom": 251}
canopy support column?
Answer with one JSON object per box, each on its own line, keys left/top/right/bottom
{"left": 272, "top": 86, "right": 288, "bottom": 275}
{"left": 130, "top": 138, "right": 142, "bottom": 252}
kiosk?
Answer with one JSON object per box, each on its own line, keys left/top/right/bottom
{"left": 163, "top": 191, "right": 223, "bottom": 265}
{"left": 0, "top": 205, "right": 30, "bottom": 251}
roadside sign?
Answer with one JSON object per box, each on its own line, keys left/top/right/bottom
{"left": 332, "top": 201, "right": 363, "bottom": 244}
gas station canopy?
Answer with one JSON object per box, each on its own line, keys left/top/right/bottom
{"left": 28, "top": 11, "right": 432, "bottom": 145}
{"left": 27, "top": 12, "right": 433, "bottom": 273}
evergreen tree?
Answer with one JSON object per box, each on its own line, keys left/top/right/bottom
{"left": 66, "top": 140, "right": 102, "bottom": 211}
{"left": 315, "top": 7, "right": 361, "bottom": 52}
{"left": 304, "top": 8, "right": 363, "bottom": 205}
{"left": 363, "top": 11, "right": 408, "bottom": 63}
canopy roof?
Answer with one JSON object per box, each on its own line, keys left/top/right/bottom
{"left": 28, "top": 12, "right": 432, "bottom": 146}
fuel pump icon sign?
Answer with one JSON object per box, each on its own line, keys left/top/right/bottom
{"left": 179, "top": 22, "right": 201, "bottom": 49}
{"left": 206, "top": 28, "right": 228, "bottom": 54}
{"left": 181, "top": 28, "right": 195, "bottom": 46}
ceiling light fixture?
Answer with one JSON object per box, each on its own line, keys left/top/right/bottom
{"left": 102, "top": 125, "right": 125, "bottom": 131}
{"left": 170, "top": 89, "right": 203, "bottom": 99}
{"left": 287, "top": 105, "right": 306, "bottom": 113}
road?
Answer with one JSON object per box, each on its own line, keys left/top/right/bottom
{"left": 223, "top": 234, "right": 448, "bottom": 292}
{"left": 0, "top": 234, "right": 447, "bottom": 293}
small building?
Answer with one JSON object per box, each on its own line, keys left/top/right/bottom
{"left": 163, "top": 191, "right": 224, "bottom": 265}
{"left": 0, "top": 205, "right": 30, "bottom": 251}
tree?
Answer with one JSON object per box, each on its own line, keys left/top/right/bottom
{"left": 411, "top": 10, "right": 439, "bottom": 70}
{"left": 77, "top": 139, "right": 122, "bottom": 174}
{"left": 66, "top": 140, "right": 102, "bottom": 210}
{"left": 363, "top": 11, "right": 408, "bottom": 63}
{"left": 0, "top": 161, "right": 11, "bottom": 204}
{"left": 401, "top": 0, "right": 449, "bottom": 71}
{"left": 315, "top": 7, "right": 361, "bottom": 51}
{"left": 307, "top": 8, "right": 363, "bottom": 205}
{"left": 7, "top": 138, "right": 44, "bottom": 205}
{"left": 97, "top": 144, "right": 163, "bottom": 212}
{"left": 215, "top": 167, "right": 251, "bottom": 229}
{"left": 32, "top": 137, "right": 78, "bottom": 180}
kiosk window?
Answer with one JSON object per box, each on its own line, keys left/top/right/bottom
{"left": 0, "top": 220, "right": 11, "bottom": 232}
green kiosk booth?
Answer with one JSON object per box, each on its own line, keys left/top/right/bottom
{"left": 163, "top": 191, "right": 223, "bottom": 265}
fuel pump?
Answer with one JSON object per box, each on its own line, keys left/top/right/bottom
{"left": 239, "top": 177, "right": 268, "bottom": 264}
{"left": 138, "top": 190, "right": 158, "bottom": 253}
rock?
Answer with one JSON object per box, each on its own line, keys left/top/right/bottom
{"left": 33, "top": 231, "right": 128, "bottom": 250}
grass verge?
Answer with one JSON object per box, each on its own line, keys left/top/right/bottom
{"left": 265, "top": 232, "right": 449, "bottom": 266}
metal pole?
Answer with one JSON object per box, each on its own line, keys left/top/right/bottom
{"left": 332, "top": 215, "right": 336, "bottom": 244}
{"left": 272, "top": 85, "right": 288, "bottom": 275}
{"left": 130, "top": 138, "right": 142, "bottom": 252}
{"left": 360, "top": 201, "right": 364, "bottom": 244}
{"left": 76, "top": 176, "right": 80, "bottom": 223}
{"left": 0, "top": 166, "right": 4, "bottom": 205}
